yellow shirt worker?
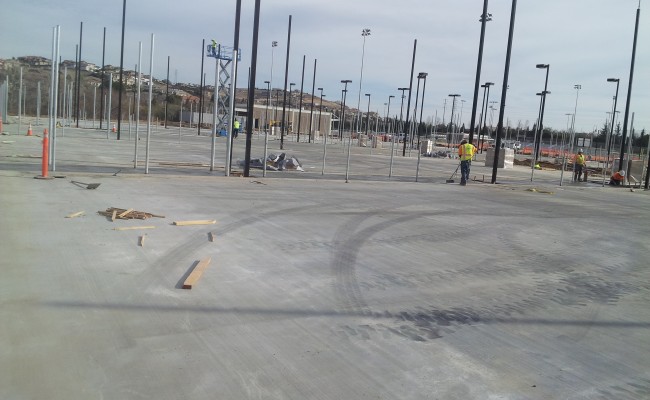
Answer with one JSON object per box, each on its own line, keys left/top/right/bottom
{"left": 458, "top": 139, "right": 477, "bottom": 186}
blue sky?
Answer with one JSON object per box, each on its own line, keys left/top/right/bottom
{"left": 2, "top": 0, "right": 648, "bottom": 134}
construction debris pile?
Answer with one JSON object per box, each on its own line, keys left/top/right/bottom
{"left": 98, "top": 207, "right": 165, "bottom": 220}
{"left": 243, "top": 153, "right": 304, "bottom": 172}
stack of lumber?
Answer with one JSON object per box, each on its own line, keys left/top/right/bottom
{"left": 98, "top": 207, "right": 165, "bottom": 221}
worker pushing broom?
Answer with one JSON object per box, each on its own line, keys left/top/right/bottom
{"left": 456, "top": 139, "right": 477, "bottom": 186}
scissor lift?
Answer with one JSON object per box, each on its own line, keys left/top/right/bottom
{"left": 207, "top": 43, "right": 241, "bottom": 135}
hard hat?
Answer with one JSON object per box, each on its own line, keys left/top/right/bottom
{"left": 620, "top": 170, "right": 626, "bottom": 177}
{"left": 578, "top": 150, "right": 582, "bottom": 153}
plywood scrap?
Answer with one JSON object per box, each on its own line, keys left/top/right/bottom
{"left": 113, "top": 226, "right": 156, "bottom": 231}
{"left": 182, "top": 257, "right": 212, "bottom": 289}
{"left": 173, "top": 220, "right": 216, "bottom": 226}
{"left": 65, "top": 211, "right": 85, "bottom": 218}
{"left": 111, "top": 210, "right": 117, "bottom": 221}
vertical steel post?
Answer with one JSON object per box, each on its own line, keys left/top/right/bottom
{"left": 402, "top": 39, "right": 417, "bottom": 156}
{"left": 280, "top": 15, "right": 292, "bottom": 150}
{"left": 491, "top": 0, "right": 517, "bottom": 184}
{"left": 145, "top": 34, "right": 154, "bottom": 174}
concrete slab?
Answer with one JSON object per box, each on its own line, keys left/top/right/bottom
{"left": 1, "top": 127, "right": 649, "bottom": 399}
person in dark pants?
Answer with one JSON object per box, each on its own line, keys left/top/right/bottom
{"left": 574, "top": 150, "right": 586, "bottom": 182}
{"left": 233, "top": 119, "right": 240, "bottom": 139}
{"left": 458, "top": 139, "right": 477, "bottom": 186}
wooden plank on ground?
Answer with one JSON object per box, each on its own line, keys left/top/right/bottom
{"left": 66, "top": 211, "right": 85, "bottom": 218}
{"left": 118, "top": 208, "right": 134, "bottom": 218}
{"left": 173, "top": 220, "right": 217, "bottom": 226}
{"left": 113, "top": 226, "right": 156, "bottom": 231}
{"left": 139, "top": 235, "right": 146, "bottom": 247}
{"left": 111, "top": 210, "right": 117, "bottom": 221}
{"left": 182, "top": 257, "right": 212, "bottom": 289}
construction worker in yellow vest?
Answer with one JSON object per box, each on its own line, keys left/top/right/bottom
{"left": 458, "top": 139, "right": 477, "bottom": 186}
{"left": 233, "top": 119, "right": 240, "bottom": 139}
{"left": 574, "top": 150, "right": 586, "bottom": 182}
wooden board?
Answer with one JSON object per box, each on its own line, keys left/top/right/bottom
{"left": 113, "top": 226, "right": 156, "bottom": 231}
{"left": 66, "top": 211, "right": 85, "bottom": 218}
{"left": 118, "top": 208, "right": 134, "bottom": 218}
{"left": 182, "top": 257, "right": 212, "bottom": 289}
{"left": 138, "top": 235, "right": 146, "bottom": 247}
{"left": 173, "top": 220, "right": 217, "bottom": 226}
{"left": 111, "top": 210, "right": 117, "bottom": 221}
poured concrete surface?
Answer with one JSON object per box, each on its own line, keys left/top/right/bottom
{"left": 1, "top": 128, "right": 649, "bottom": 399}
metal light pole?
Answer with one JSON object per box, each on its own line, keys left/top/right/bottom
{"left": 356, "top": 28, "right": 371, "bottom": 141}
{"left": 339, "top": 80, "right": 352, "bottom": 139}
{"left": 490, "top": 0, "right": 517, "bottom": 184}
{"left": 479, "top": 82, "right": 493, "bottom": 152}
{"left": 117, "top": 0, "right": 126, "bottom": 140}
{"left": 618, "top": 3, "right": 640, "bottom": 172}
{"left": 308, "top": 59, "right": 317, "bottom": 143}
{"left": 533, "top": 64, "right": 550, "bottom": 168}
{"left": 411, "top": 76, "right": 422, "bottom": 150}
{"left": 386, "top": 95, "right": 394, "bottom": 134}
{"left": 264, "top": 80, "right": 270, "bottom": 132}
{"left": 603, "top": 78, "right": 620, "bottom": 186}
{"left": 415, "top": 72, "right": 428, "bottom": 182}
{"left": 270, "top": 41, "right": 277, "bottom": 131}
{"left": 397, "top": 88, "right": 409, "bottom": 136}
{"left": 289, "top": 82, "right": 296, "bottom": 137}
{"left": 402, "top": 39, "right": 417, "bottom": 157}
{"left": 364, "top": 93, "right": 371, "bottom": 137}
{"left": 560, "top": 112, "right": 573, "bottom": 184}
{"left": 448, "top": 94, "right": 460, "bottom": 144}
{"left": 297, "top": 55, "right": 305, "bottom": 142}
{"left": 417, "top": 73, "right": 428, "bottom": 147}
{"left": 280, "top": 16, "right": 292, "bottom": 150}
{"left": 319, "top": 88, "right": 328, "bottom": 175}
{"left": 243, "top": 0, "right": 261, "bottom": 177}
{"left": 341, "top": 80, "right": 353, "bottom": 182}
{"left": 469, "top": 1, "right": 492, "bottom": 145}
{"left": 317, "top": 87, "right": 325, "bottom": 135}
{"left": 563, "top": 84, "right": 581, "bottom": 185}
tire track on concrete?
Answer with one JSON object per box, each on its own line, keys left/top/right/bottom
{"left": 330, "top": 209, "right": 448, "bottom": 316}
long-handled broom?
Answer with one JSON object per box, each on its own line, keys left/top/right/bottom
{"left": 446, "top": 163, "right": 461, "bottom": 184}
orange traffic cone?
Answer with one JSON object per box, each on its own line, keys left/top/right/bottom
{"left": 26, "top": 123, "right": 33, "bottom": 136}
{"left": 112, "top": 124, "right": 117, "bottom": 133}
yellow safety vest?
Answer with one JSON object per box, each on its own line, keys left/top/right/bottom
{"left": 234, "top": 120, "right": 240, "bottom": 129}
{"left": 459, "top": 143, "right": 475, "bottom": 161}
{"left": 576, "top": 154, "right": 585, "bottom": 165}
